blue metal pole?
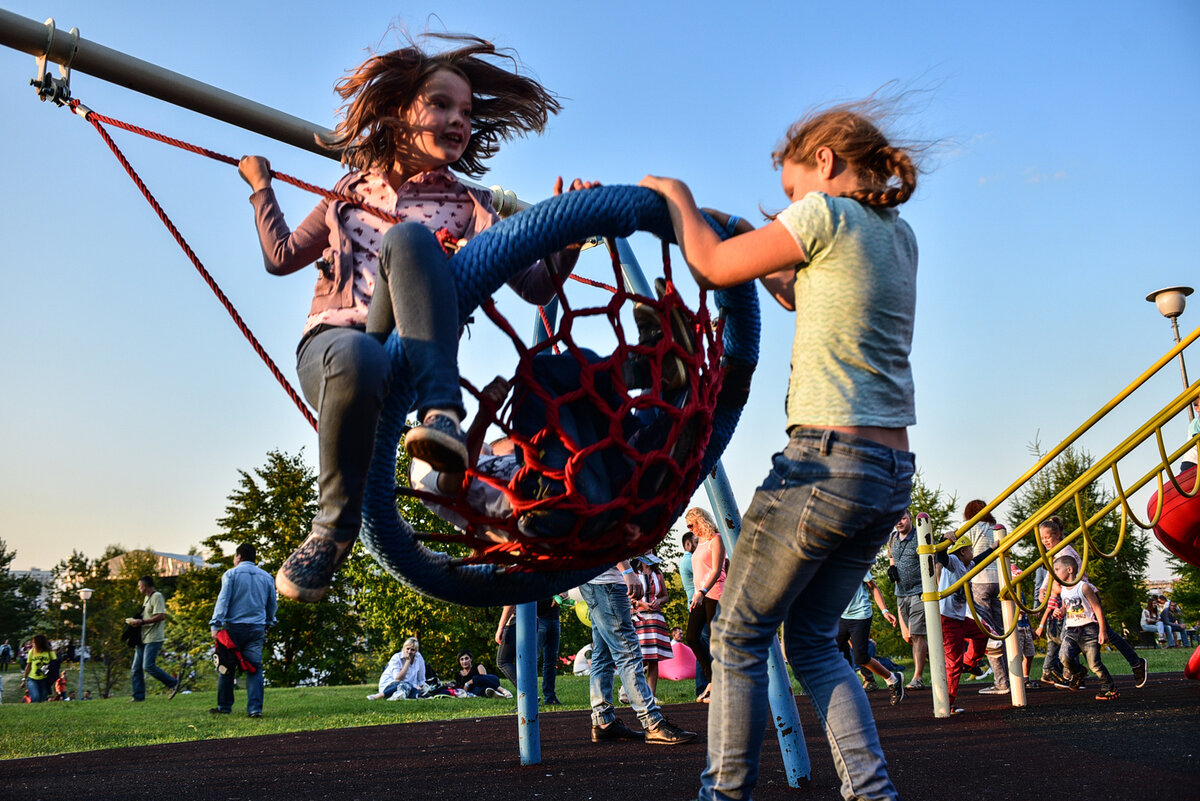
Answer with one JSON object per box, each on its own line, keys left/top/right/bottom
{"left": 515, "top": 298, "right": 560, "bottom": 765}
{"left": 704, "top": 462, "right": 812, "bottom": 787}
{"left": 515, "top": 601, "right": 540, "bottom": 764}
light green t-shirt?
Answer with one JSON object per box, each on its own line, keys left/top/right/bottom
{"left": 141, "top": 591, "right": 166, "bottom": 643}
{"left": 776, "top": 192, "right": 917, "bottom": 429}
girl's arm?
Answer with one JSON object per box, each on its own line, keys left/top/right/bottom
{"left": 239, "top": 156, "right": 330, "bottom": 275}
{"left": 495, "top": 605, "right": 515, "bottom": 644}
{"left": 700, "top": 208, "right": 796, "bottom": 310}
{"left": 639, "top": 176, "right": 805, "bottom": 289}
{"left": 868, "top": 580, "right": 897, "bottom": 627}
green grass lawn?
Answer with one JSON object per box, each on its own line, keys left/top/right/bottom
{"left": 0, "top": 646, "right": 1192, "bottom": 761}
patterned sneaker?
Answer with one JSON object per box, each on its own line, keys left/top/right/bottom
{"left": 1065, "top": 668, "right": 1083, "bottom": 691}
{"left": 1095, "top": 689, "right": 1121, "bottom": 701}
{"left": 889, "top": 671, "right": 905, "bottom": 706}
{"left": 404, "top": 412, "right": 468, "bottom": 473}
{"left": 1132, "top": 657, "right": 1148, "bottom": 689}
{"left": 1040, "top": 669, "right": 1068, "bottom": 689}
{"left": 275, "top": 534, "right": 354, "bottom": 603}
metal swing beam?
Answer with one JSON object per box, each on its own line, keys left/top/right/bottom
{"left": 0, "top": 8, "right": 527, "bottom": 214}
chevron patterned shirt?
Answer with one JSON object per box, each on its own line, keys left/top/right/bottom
{"left": 777, "top": 192, "right": 917, "bottom": 429}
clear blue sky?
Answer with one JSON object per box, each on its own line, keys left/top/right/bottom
{"left": 2, "top": 1, "right": 1197, "bottom": 580}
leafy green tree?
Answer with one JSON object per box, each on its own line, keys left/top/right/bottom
{"left": 0, "top": 538, "right": 41, "bottom": 643}
{"left": 1006, "top": 443, "right": 1149, "bottom": 632}
{"left": 199, "top": 449, "right": 364, "bottom": 686}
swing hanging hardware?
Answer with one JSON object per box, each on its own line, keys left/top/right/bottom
{"left": 29, "top": 18, "right": 79, "bottom": 107}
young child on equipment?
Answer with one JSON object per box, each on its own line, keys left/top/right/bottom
{"left": 935, "top": 532, "right": 995, "bottom": 713}
{"left": 1054, "top": 554, "right": 1121, "bottom": 700}
{"left": 641, "top": 100, "right": 921, "bottom": 801}
{"left": 238, "top": 34, "right": 591, "bottom": 602}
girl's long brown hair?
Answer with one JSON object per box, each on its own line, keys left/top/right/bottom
{"left": 772, "top": 98, "right": 919, "bottom": 208}
{"left": 320, "top": 33, "right": 561, "bottom": 177}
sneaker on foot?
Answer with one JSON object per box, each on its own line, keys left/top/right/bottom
{"left": 1132, "top": 657, "right": 1148, "bottom": 689}
{"left": 168, "top": 678, "right": 181, "bottom": 700}
{"left": 645, "top": 719, "right": 698, "bottom": 745}
{"left": 1040, "top": 669, "right": 1068, "bottom": 689}
{"left": 209, "top": 707, "right": 231, "bottom": 715}
{"left": 862, "top": 679, "right": 878, "bottom": 692}
{"left": 485, "top": 687, "right": 498, "bottom": 698}
{"left": 544, "top": 694, "right": 562, "bottom": 705}
{"left": 904, "top": 677, "right": 926, "bottom": 690}
{"left": 1065, "top": 668, "right": 1083, "bottom": 691}
{"left": 977, "top": 685, "right": 1009, "bottom": 695}
{"left": 1095, "top": 689, "right": 1121, "bottom": 701}
{"left": 275, "top": 533, "right": 354, "bottom": 603}
{"left": 404, "top": 412, "right": 468, "bottom": 473}
{"left": 889, "top": 671, "right": 905, "bottom": 706}
{"left": 591, "top": 717, "right": 644, "bottom": 743}
{"left": 1024, "top": 678, "right": 1039, "bottom": 689}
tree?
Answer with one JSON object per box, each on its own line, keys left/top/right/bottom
{"left": 196, "top": 449, "right": 364, "bottom": 686}
{"left": 0, "top": 538, "right": 41, "bottom": 643}
{"left": 1006, "top": 443, "right": 1149, "bottom": 632}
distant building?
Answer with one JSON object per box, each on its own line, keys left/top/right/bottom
{"left": 1145, "top": 578, "right": 1179, "bottom": 598}
{"left": 102, "top": 550, "right": 213, "bottom": 578}
{"left": 11, "top": 567, "right": 54, "bottom": 608}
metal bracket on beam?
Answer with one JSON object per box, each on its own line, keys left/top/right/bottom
{"left": 30, "top": 18, "right": 79, "bottom": 106}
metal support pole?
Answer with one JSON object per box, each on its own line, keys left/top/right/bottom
{"left": 703, "top": 461, "right": 812, "bottom": 787}
{"left": 916, "top": 514, "right": 950, "bottom": 717}
{"left": 0, "top": 8, "right": 526, "bottom": 212}
{"left": 1000, "top": 593, "right": 1026, "bottom": 707}
{"left": 515, "top": 601, "right": 540, "bottom": 764}
{"left": 1170, "top": 318, "right": 1194, "bottom": 421}
{"left": 513, "top": 297, "right": 561, "bottom": 766}
{"left": 77, "top": 599, "right": 88, "bottom": 700}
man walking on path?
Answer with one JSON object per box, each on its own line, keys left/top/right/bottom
{"left": 209, "top": 544, "right": 277, "bottom": 717}
{"left": 580, "top": 560, "right": 697, "bottom": 745}
{"left": 887, "top": 510, "right": 928, "bottom": 689}
{"left": 130, "top": 575, "right": 180, "bottom": 701}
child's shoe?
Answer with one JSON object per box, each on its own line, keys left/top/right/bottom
{"left": 889, "top": 671, "right": 905, "bottom": 706}
{"left": 1040, "top": 669, "right": 1068, "bottom": 689}
{"left": 1132, "top": 657, "right": 1148, "bottom": 688}
{"left": 1095, "top": 688, "right": 1120, "bottom": 701}
{"left": 1065, "top": 667, "right": 1083, "bottom": 691}
{"left": 276, "top": 534, "right": 354, "bottom": 603}
{"left": 977, "top": 684, "right": 1008, "bottom": 695}
{"left": 405, "top": 412, "right": 468, "bottom": 473}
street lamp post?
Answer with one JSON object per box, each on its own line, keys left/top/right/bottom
{"left": 77, "top": 588, "right": 93, "bottom": 700}
{"left": 1146, "top": 286, "right": 1195, "bottom": 421}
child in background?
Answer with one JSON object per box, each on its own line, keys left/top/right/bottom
{"left": 1055, "top": 554, "right": 1120, "bottom": 701}
{"left": 642, "top": 99, "right": 921, "bottom": 801}
{"left": 239, "top": 34, "right": 592, "bottom": 602}
{"left": 837, "top": 570, "right": 905, "bottom": 705}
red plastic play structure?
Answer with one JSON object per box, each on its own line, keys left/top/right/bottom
{"left": 1146, "top": 465, "right": 1200, "bottom": 679}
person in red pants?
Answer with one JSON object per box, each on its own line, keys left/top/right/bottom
{"left": 936, "top": 532, "right": 994, "bottom": 714}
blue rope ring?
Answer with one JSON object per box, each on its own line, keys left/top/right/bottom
{"left": 360, "top": 185, "right": 760, "bottom": 606}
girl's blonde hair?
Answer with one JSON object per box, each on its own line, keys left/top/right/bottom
{"left": 403, "top": 637, "right": 420, "bottom": 650}
{"left": 685, "top": 507, "right": 718, "bottom": 539}
{"left": 320, "top": 33, "right": 561, "bottom": 176}
{"left": 772, "top": 100, "right": 918, "bottom": 208}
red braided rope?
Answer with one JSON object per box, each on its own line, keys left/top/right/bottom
{"left": 71, "top": 102, "right": 319, "bottom": 432}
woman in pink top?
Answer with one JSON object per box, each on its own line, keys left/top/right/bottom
{"left": 685, "top": 507, "right": 726, "bottom": 701}
{"left": 238, "top": 34, "right": 591, "bottom": 603}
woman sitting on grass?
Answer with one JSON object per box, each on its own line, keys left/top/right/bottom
{"left": 367, "top": 637, "right": 427, "bottom": 700}
{"left": 451, "top": 650, "right": 511, "bottom": 698}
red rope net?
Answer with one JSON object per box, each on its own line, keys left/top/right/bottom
{"left": 410, "top": 243, "right": 724, "bottom": 571}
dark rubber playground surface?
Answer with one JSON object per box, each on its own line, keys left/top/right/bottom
{"left": 2, "top": 673, "right": 1196, "bottom": 801}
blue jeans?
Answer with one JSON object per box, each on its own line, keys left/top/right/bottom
{"left": 579, "top": 582, "right": 662, "bottom": 730}
{"left": 1061, "top": 622, "right": 1115, "bottom": 692}
{"left": 699, "top": 429, "right": 913, "bottom": 801}
{"left": 26, "top": 678, "right": 49, "bottom": 703}
{"left": 365, "top": 222, "right": 464, "bottom": 420}
{"left": 537, "top": 616, "right": 561, "bottom": 699}
{"left": 216, "top": 625, "right": 265, "bottom": 714}
{"left": 131, "top": 640, "right": 176, "bottom": 701}
{"left": 296, "top": 223, "right": 462, "bottom": 545}
{"left": 381, "top": 680, "right": 419, "bottom": 699}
